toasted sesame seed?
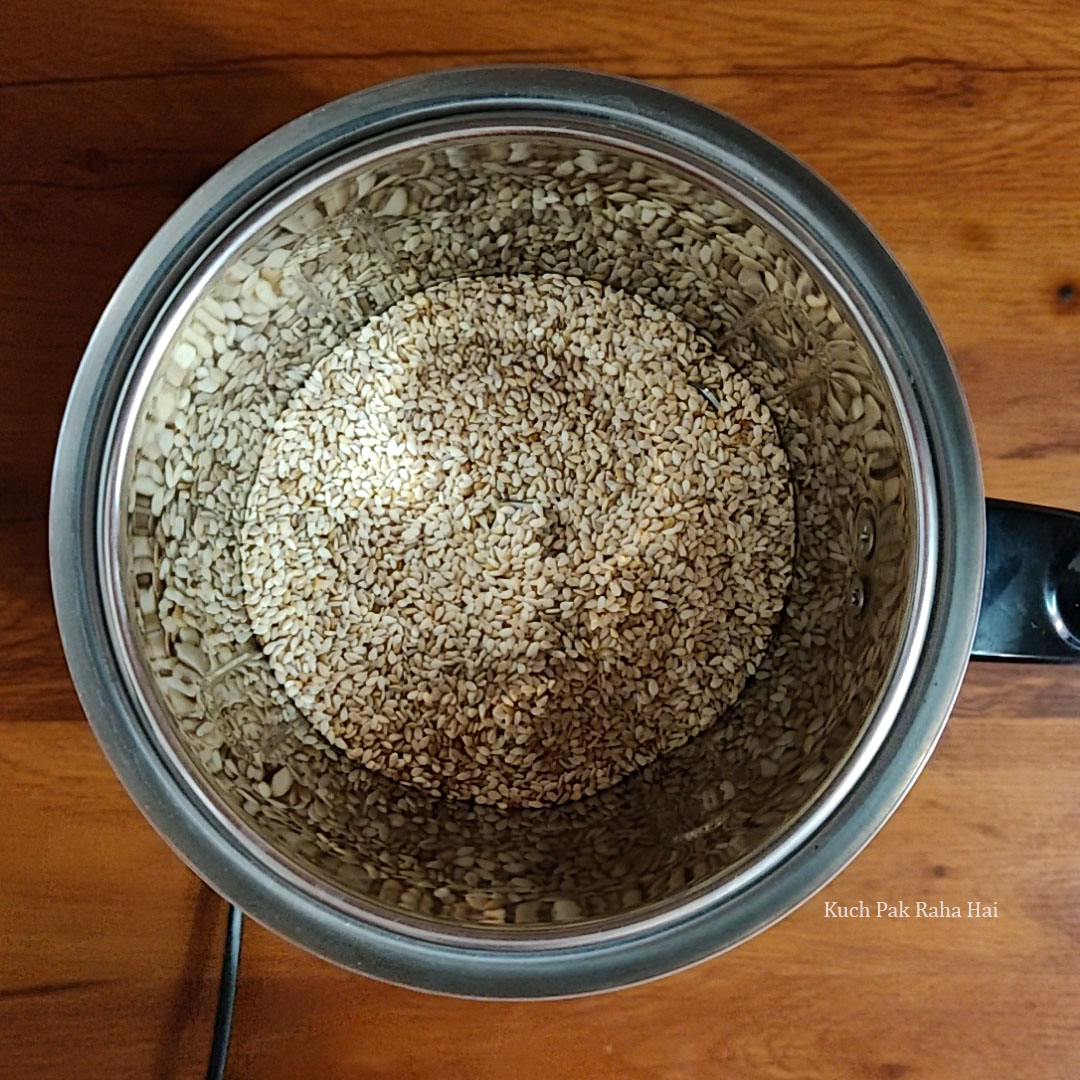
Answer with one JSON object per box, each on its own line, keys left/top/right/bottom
{"left": 123, "top": 135, "right": 912, "bottom": 929}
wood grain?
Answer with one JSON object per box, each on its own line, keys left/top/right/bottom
{"left": 2, "top": 0, "right": 1078, "bottom": 1076}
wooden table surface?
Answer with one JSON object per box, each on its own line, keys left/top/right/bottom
{"left": 3, "top": 1, "right": 1079, "bottom": 1077}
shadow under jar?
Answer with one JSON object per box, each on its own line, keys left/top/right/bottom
{"left": 52, "top": 69, "right": 1080, "bottom": 998}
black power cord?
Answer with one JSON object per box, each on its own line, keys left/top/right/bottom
{"left": 205, "top": 904, "right": 244, "bottom": 1080}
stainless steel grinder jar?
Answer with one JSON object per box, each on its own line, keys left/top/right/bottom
{"left": 50, "top": 68, "right": 1080, "bottom": 997}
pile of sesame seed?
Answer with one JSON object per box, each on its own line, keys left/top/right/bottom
{"left": 240, "top": 274, "right": 795, "bottom": 807}
{"left": 123, "top": 136, "right": 913, "bottom": 925}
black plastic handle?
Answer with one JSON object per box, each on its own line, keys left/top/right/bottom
{"left": 972, "top": 499, "right": 1080, "bottom": 662}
